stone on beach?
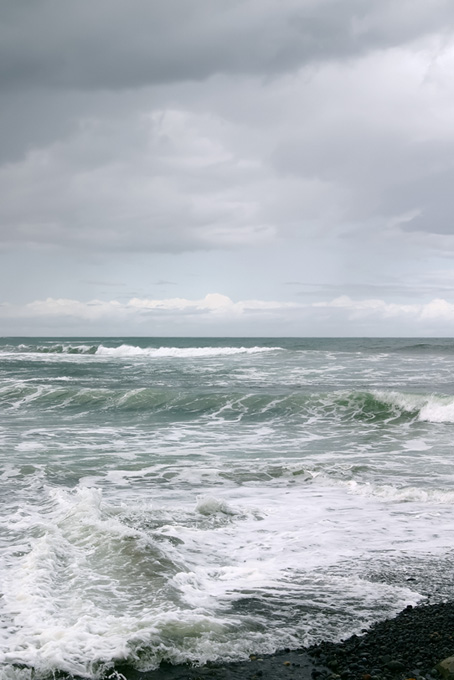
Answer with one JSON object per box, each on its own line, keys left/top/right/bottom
{"left": 436, "top": 657, "right": 454, "bottom": 680}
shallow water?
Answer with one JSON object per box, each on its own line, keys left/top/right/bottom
{"left": 1, "top": 337, "right": 454, "bottom": 679}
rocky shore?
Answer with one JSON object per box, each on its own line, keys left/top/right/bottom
{"left": 119, "top": 601, "right": 454, "bottom": 680}
{"left": 308, "top": 602, "right": 454, "bottom": 680}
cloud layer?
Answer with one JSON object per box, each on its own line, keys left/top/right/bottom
{"left": 2, "top": 1, "right": 454, "bottom": 335}
{"left": 4, "top": 294, "right": 454, "bottom": 336}
{"left": 3, "top": 1, "right": 454, "bottom": 90}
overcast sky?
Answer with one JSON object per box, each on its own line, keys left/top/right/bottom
{"left": 2, "top": 0, "right": 454, "bottom": 336}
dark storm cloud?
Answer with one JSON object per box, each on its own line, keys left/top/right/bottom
{"left": 1, "top": 0, "right": 454, "bottom": 91}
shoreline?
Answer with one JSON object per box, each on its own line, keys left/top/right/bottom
{"left": 117, "top": 601, "right": 454, "bottom": 680}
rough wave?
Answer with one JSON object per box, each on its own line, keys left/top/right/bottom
{"left": 95, "top": 344, "right": 282, "bottom": 358}
{"left": 0, "top": 485, "right": 422, "bottom": 679}
{"left": 3, "top": 338, "right": 454, "bottom": 680}
{"left": 370, "top": 390, "right": 454, "bottom": 423}
{"left": 3, "top": 384, "right": 454, "bottom": 424}
{"left": 0, "top": 343, "right": 282, "bottom": 360}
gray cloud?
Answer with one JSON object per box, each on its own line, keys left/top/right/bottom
{"left": 390, "top": 167, "right": 454, "bottom": 236}
{"left": 1, "top": 0, "right": 454, "bottom": 92}
{"left": 0, "top": 103, "right": 267, "bottom": 251}
{"left": 2, "top": 0, "right": 454, "bottom": 335}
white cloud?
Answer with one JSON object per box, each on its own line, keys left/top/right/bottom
{"left": 314, "top": 296, "right": 454, "bottom": 323}
{"left": 3, "top": 294, "right": 454, "bottom": 336}
{"left": 2, "top": 294, "right": 298, "bottom": 323}
{"left": 420, "top": 298, "right": 454, "bottom": 321}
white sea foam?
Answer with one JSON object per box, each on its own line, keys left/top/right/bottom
{"left": 402, "top": 438, "right": 432, "bottom": 451}
{"left": 28, "top": 343, "right": 96, "bottom": 355}
{"left": 4, "top": 339, "right": 454, "bottom": 679}
{"left": 340, "top": 479, "right": 454, "bottom": 504}
{"left": 195, "top": 495, "right": 239, "bottom": 516}
{"left": 418, "top": 399, "right": 454, "bottom": 422}
{"left": 15, "top": 442, "right": 46, "bottom": 452}
{"left": 0, "top": 482, "right": 431, "bottom": 678}
{"left": 1, "top": 343, "right": 94, "bottom": 357}
{"left": 95, "top": 344, "right": 281, "bottom": 359}
{"left": 372, "top": 390, "right": 454, "bottom": 423}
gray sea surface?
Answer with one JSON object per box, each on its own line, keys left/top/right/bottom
{"left": 1, "top": 337, "right": 454, "bottom": 679}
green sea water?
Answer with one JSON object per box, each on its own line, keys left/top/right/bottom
{"left": 1, "top": 337, "right": 454, "bottom": 679}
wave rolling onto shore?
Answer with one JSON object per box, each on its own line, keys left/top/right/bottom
{"left": 1, "top": 337, "right": 454, "bottom": 679}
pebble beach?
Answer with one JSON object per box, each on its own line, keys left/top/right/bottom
{"left": 120, "top": 602, "right": 454, "bottom": 680}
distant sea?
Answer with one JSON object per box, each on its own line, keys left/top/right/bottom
{"left": 1, "top": 337, "right": 454, "bottom": 680}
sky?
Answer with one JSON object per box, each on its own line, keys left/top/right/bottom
{"left": 2, "top": 0, "right": 454, "bottom": 336}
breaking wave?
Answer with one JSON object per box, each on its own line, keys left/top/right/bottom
{"left": 0, "top": 485, "right": 423, "bottom": 680}
{"left": 2, "top": 383, "right": 454, "bottom": 424}
{"left": 94, "top": 344, "right": 281, "bottom": 358}
{"left": 1, "top": 343, "right": 282, "bottom": 359}
{"left": 369, "top": 390, "right": 454, "bottom": 423}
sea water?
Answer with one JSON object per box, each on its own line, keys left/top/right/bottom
{"left": 1, "top": 337, "right": 454, "bottom": 679}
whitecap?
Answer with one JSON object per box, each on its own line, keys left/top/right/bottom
{"left": 95, "top": 344, "right": 281, "bottom": 359}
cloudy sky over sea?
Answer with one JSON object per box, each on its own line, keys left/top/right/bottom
{"left": 2, "top": 0, "right": 454, "bottom": 336}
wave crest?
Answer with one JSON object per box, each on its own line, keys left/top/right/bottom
{"left": 95, "top": 344, "right": 281, "bottom": 358}
{"left": 3, "top": 383, "right": 454, "bottom": 423}
{"left": 370, "top": 390, "right": 454, "bottom": 423}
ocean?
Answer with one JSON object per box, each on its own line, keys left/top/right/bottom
{"left": 1, "top": 337, "right": 454, "bottom": 680}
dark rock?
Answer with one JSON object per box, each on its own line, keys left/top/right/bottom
{"left": 436, "top": 657, "right": 454, "bottom": 680}
{"left": 386, "top": 661, "right": 406, "bottom": 672}
{"left": 306, "top": 602, "right": 454, "bottom": 680}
